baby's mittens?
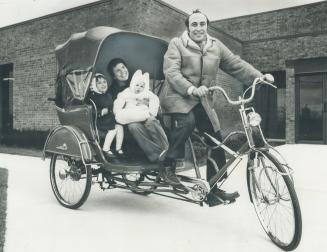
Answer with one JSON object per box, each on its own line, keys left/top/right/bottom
{"left": 115, "top": 108, "right": 150, "bottom": 125}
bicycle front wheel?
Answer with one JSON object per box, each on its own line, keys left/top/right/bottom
{"left": 247, "top": 150, "right": 302, "bottom": 251}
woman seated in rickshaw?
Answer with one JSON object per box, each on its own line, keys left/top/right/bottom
{"left": 107, "top": 58, "right": 169, "bottom": 163}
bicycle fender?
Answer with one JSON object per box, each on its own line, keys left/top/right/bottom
{"left": 43, "top": 125, "right": 93, "bottom": 163}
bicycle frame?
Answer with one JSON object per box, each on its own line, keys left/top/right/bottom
{"left": 204, "top": 104, "right": 266, "bottom": 190}
{"left": 204, "top": 77, "right": 293, "bottom": 191}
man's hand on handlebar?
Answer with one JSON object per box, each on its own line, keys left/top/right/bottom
{"left": 256, "top": 73, "right": 275, "bottom": 91}
{"left": 192, "top": 85, "right": 209, "bottom": 97}
{"left": 262, "top": 73, "right": 274, "bottom": 83}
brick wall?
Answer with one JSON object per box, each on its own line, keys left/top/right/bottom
{"left": 212, "top": 1, "right": 327, "bottom": 71}
{"left": 212, "top": 1, "right": 327, "bottom": 42}
{"left": 0, "top": 0, "right": 244, "bottom": 132}
{"left": 0, "top": 0, "right": 148, "bottom": 131}
{"left": 213, "top": 1, "right": 327, "bottom": 142}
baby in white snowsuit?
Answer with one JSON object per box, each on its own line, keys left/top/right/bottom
{"left": 114, "top": 69, "right": 160, "bottom": 124}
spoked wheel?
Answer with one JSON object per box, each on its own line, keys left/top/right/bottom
{"left": 122, "top": 173, "right": 158, "bottom": 196}
{"left": 50, "top": 154, "right": 92, "bottom": 209}
{"left": 247, "top": 151, "right": 302, "bottom": 251}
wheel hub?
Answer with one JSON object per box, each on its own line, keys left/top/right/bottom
{"left": 58, "top": 168, "right": 68, "bottom": 180}
{"left": 69, "top": 167, "right": 82, "bottom": 181}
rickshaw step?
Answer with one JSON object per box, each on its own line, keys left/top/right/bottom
{"left": 102, "top": 161, "right": 160, "bottom": 173}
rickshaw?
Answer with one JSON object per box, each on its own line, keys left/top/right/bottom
{"left": 44, "top": 26, "right": 302, "bottom": 251}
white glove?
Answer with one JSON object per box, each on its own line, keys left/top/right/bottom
{"left": 262, "top": 73, "right": 274, "bottom": 83}
{"left": 192, "top": 85, "right": 209, "bottom": 97}
{"left": 101, "top": 108, "right": 108, "bottom": 116}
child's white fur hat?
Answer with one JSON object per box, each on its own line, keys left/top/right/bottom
{"left": 129, "top": 69, "right": 149, "bottom": 92}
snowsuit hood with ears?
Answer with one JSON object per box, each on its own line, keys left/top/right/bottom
{"left": 129, "top": 69, "right": 150, "bottom": 93}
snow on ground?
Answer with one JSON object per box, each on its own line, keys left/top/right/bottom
{"left": 0, "top": 144, "right": 326, "bottom": 252}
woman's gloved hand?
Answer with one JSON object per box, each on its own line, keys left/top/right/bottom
{"left": 101, "top": 108, "right": 109, "bottom": 116}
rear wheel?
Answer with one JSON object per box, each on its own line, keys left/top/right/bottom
{"left": 50, "top": 154, "right": 92, "bottom": 209}
{"left": 247, "top": 150, "right": 302, "bottom": 251}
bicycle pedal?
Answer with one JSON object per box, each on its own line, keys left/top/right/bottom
{"left": 208, "top": 194, "right": 236, "bottom": 206}
{"left": 225, "top": 199, "right": 236, "bottom": 205}
{"left": 214, "top": 196, "right": 226, "bottom": 204}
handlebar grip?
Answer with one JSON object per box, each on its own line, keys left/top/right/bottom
{"left": 47, "top": 97, "right": 56, "bottom": 102}
{"left": 259, "top": 79, "right": 277, "bottom": 89}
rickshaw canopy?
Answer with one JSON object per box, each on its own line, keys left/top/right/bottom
{"left": 54, "top": 26, "right": 168, "bottom": 108}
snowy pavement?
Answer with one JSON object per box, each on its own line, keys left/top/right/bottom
{"left": 0, "top": 144, "right": 326, "bottom": 252}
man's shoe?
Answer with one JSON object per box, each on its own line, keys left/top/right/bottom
{"left": 212, "top": 188, "right": 240, "bottom": 201}
{"left": 163, "top": 166, "right": 181, "bottom": 186}
{"left": 206, "top": 192, "right": 236, "bottom": 207}
{"left": 159, "top": 159, "right": 180, "bottom": 186}
{"left": 206, "top": 193, "right": 223, "bottom": 207}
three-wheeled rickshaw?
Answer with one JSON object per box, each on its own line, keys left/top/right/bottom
{"left": 44, "top": 26, "right": 302, "bottom": 251}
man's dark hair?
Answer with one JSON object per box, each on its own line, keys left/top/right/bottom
{"left": 185, "top": 9, "right": 210, "bottom": 28}
{"left": 107, "top": 58, "right": 127, "bottom": 77}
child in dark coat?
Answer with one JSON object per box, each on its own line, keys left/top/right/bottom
{"left": 89, "top": 73, "right": 124, "bottom": 159}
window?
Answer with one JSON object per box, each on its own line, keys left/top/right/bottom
{"left": 296, "top": 73, "right": 327, "bottom": 143}
{"left": 254, "top": 71, "right": 286, "bottom": 140}
{"left": 0, "top": 63, "right": 13, "bottom": 131}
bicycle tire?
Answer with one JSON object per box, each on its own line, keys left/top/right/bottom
{"left": 50, "top": 154, "right": 92, "bottom": 209}
{"left": 246, "top": 150, "right": 302, "bottom": 251}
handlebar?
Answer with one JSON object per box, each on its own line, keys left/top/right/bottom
{"left": 208, "top": 77, "right": 277, "bottom": 105}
